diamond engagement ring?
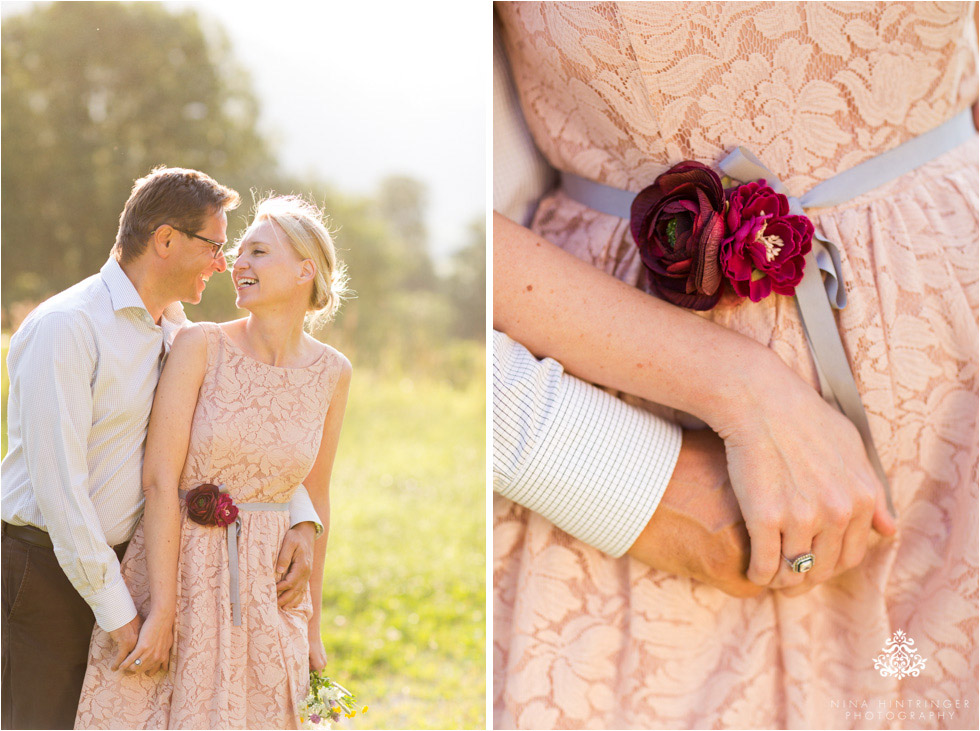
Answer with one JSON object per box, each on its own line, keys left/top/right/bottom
{"left": 134, "top": 658, "right": 142, "bottom": 666}
{"left": 783, "top": 553, "right": 815, "bottom": 573}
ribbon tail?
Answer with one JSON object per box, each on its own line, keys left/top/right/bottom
{"left": 794, "top": 252, "right": 896, "bottom": 517}
{"left": 812, "top": 234, "right": 848, "bottom": 310}
{"left": 229, "top": 518, "right": 242, "bottom": 626}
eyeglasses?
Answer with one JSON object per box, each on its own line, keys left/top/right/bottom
{"left": 165, "top": 224, "right": 226, "bottom": 260}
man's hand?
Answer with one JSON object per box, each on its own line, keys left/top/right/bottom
{"left": 627, "top": 429, "right": 761, "bottom": 598}
{"left": 108, "top": 614, "right": 142, "bottom": 671}
{"left": 276, "top": 521, "right": 316, "bottom": 608}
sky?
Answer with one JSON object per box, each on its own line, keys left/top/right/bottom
{"left": 1, "top": 0, "right": 488, "bottom": 261}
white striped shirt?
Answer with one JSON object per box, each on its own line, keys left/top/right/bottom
{"left": 493, "top": 331, "right": 682, "bottom": 557}
{"left": 2, "top": 257, "right": 320, "bottom": 632}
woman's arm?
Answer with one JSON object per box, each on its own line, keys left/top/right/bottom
{"left": 301, "top": 356, "right": 352, "bottom": 671}
{"left": 494, "top": 211, "right": 895, "bottom": 591}
{"left": 494, "top": 210, "right": 768, "bottom": 423}
{"left": 119, "top": 325, "right": 208, "bottom": 675}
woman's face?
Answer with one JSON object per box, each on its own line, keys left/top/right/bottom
{"left": 231, "top": 219, "right": 309, "bottom": 311}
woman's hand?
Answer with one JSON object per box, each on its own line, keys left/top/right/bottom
{"left": 711, "top": 348, "right": 897, "bottom": 591}
{"left": 309, "top": 622, "right": 327, "bottom": 672}
{"left": 493, "top": 213, "right": 896, "bottom": 592}
{"left": 118, "top": 609, "right": 174, "bottom": 675}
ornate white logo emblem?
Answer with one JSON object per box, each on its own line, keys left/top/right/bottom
{"left": 874, "top": 630, "right": 927, "bottom": 679}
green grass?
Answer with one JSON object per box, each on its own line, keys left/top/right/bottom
{"left": 322, "top": 361, "right": 486, "bottom": 729}
{"left": 0, "top": 337, "right": 486, "bottom": 729}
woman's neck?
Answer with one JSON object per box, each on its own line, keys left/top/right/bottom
{"left": 240, "top": 310, "right": 310, "bottom": 367}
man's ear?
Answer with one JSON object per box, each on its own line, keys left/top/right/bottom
{"left": 298, "top": 259, "right": 317, "bottom": 284}
{"left": 150, "top": 224, "right": 173, "bottom": 258}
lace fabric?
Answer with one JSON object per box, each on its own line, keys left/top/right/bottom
{"left": 75, "top": 322, "right": 345, "bottom": 729}
{"left": 494, "top": 3, "right": 979, "bottom": 728}
{"left": 499, "top": 2, "right": 976, "bottom": 196}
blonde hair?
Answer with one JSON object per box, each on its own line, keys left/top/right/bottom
{"left": 248, "top": 195, "right": 349, "bottom": 328}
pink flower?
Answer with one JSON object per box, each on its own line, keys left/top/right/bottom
{"left": 720, "top": 180, "right": 813, "bottom": 301}
{"left": 214, "top": 493, "right": 239, "bottom": 527}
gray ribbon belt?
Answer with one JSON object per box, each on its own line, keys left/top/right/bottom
{"left": 559, "top": 108, "right": 976, "bottom": 517}
{"left": 179, "top": 488, "right": 289, "bottom": 626}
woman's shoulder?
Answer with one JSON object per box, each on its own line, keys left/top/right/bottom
{"left": 165, "top": 322, "right": 212, "bottom": 379}
{"left": 172, "top": 321, "right": 211, "bottom": 350}
{"left": 214, "top": 317, "right": 248, "bottom": 337}
{"left": 172, "top": 320, "right": 238, "bottom": 371}
{"left": 177, "top": 319, "right": 243, "bottom": 341}
{"left": 304, "top": 335, "right": 352, "bottom": 377}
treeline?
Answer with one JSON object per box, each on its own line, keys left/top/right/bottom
{"left": 1, "top": 2, "right": 485, "bottom": 376}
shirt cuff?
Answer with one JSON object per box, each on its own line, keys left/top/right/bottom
{"left": 88, "top": 576, "right": 138, "bottom": 633}
{"left": 495, "top": 354, "right": 681, "bottom": 557}
{"left": 289, "top": 487, "right": 323, "bottom": 537}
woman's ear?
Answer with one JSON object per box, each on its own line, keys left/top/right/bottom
{"left": 298, "top": 258, "right": 317, "bottom": 284}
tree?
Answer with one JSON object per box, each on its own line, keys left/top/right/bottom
{"left": 375, "top": 175, "right": 436, "bottom": 291}
{"left": 1, "top": 2, "right": 274, "bottom": 317}
{"left": 1, "top": 3, "right": 481, "bottom": 376}
{"left": 444, "top": 218, "right": 486, "bottom": 340}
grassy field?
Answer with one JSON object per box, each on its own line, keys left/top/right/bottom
{"left": 322, "top": 362, "right": 486, "bottom": 729}
{"left": 0, "top": 337, "right": 486, "bottom": 729}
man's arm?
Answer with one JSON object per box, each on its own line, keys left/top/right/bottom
{"left": 13, "top": 312, "right": 139, "bottom": 632}
{"left": 287, "top": 485, "right": 322, "bottom": 535}
{"left": 274, "top": 485, "right": 321, "bottom": 609}
{"left": 494, "top": 331, "right": 762, "bottom": 595}
{"left": 494, "top": 330, "right": 681, "bottom": 557}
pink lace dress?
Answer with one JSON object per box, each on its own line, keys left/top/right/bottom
{"left": 494, "top": 3, "right": 978, "bottom": 729}
{"left": 75, "top": 323, "right": 345, "bottom": 729}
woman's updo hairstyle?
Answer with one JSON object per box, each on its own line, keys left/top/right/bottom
{"left": 248, "top": 195, "right": 349, "bottom": 329}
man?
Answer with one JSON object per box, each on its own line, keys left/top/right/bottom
{"left": 1, "top": 167, "right": 322, "bottom": 730}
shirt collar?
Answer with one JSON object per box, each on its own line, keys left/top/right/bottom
{"left": 100, "top": 257, "right": 187, "bottom": 329}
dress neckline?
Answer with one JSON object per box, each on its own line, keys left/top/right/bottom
{"left": 216, "top": 325, "right": 328, "bottom": 371}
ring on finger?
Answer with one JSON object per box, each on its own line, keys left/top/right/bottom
{"left": 782, "top": 552, "right": 815, "bottom": 573}
{"left": 134, "top": 658, "right": 143, "bottom": 666}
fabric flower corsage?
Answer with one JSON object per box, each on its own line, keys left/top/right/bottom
{"left": 299, "top": 672, "right": 365, "bottom": 729}
{"left": 185, "top": 483, "right": 239, "bottom": 527}
{"left": 631, "top": 162, "right": 813, "bottom": 310}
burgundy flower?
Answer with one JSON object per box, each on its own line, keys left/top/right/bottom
{"left": 720, "top": 180, "right": 813, "bottom": 302}
{"left": 185, "top": 484, "right": 221, "bottom": 526}
{"left": 630, "top": 161, "right": 727, "bottom": 310}
{"left": 214, "top": 493, "right": 239, "bottom": 527}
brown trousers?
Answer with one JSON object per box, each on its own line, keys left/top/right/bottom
{"left": 1, "top": 526, "right": 127, "bottom": 730}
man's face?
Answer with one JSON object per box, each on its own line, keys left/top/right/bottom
{"left": 168, "top": 209, "right": 228, "bottom": 304}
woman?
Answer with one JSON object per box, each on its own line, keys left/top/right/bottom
{"left": 493, "top": 2, "right": 977, "bottom": 729}
{"left": 75, "top": 195, "right": 351, "bottom": 729}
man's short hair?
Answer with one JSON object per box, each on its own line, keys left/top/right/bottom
{"left": 113, "top": 166, "right": 240, "bottom": 264}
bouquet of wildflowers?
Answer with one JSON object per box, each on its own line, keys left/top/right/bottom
{"left": 298, "top": 672, "right": 365, "bottom": 730}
